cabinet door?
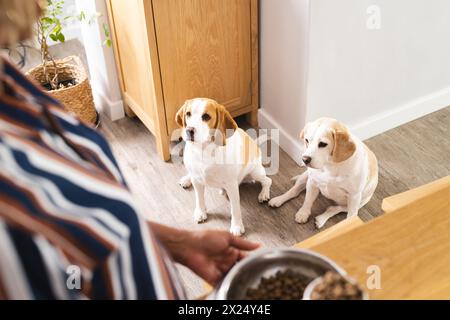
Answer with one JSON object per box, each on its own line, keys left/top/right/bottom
{"left": 152, "top": 0, "right": 255, "bottom": 134}
{"left": 107, "top": 0, "right": 158, "bottom": 130}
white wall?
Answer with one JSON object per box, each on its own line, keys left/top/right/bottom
{"left": 76, "top": 0, "right": 124, "bottom": 121}
{"left": 259, "top": 0, "right": 310, "bottom": 164}
{"left": 307, "top": 0, "right": 450, "bottom": 139}
{"left": 260, "top": 0, "right": 450, "bottom": 163}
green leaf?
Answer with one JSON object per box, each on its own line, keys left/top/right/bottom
{"left": 78, "top": 10, "right": 86, "bottom": 21}
{"left": 103, "top": 23, "right": 110, "bottom": 37}
{"left": 103, "top": 39, "right": 112, "bottom": 48}
{"left": 49, "top": 34, "right": 58, "bottom": 41}
{"left": 41, "top": 17, "right": 54, "bottom": 25}
{"left": 57, "top": 32, "right": 65, "bottom": 42}
{"left": 52, "top": 24, "right": 61, "bottom": 35}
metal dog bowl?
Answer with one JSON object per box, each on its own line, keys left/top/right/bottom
{"left": 214, "top": 248, "right": 347, "bottom": 300}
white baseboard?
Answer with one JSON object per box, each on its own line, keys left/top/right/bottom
{"left": 258, "top": 109, "right": 304, "bottom": 166}
{"left": 350, "top": 86, "right": 450, "bottom": 140}
{"left": 259, "top": 87, "right": 450, "bottom": 163}
{"left": 93, "top": 89, "right": 124, "bottom": 121}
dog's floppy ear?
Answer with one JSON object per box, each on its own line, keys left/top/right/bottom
{"left": 299, "top": 127, "right": 306, "bottom": 140}
{"left": 299, "top": 128, "right": 305, "bottom": 140}
{"left": 215, "top": 103, "right": 237, "bottom": 145}
{"left": 331, "top": 126, "right": 356, "bottom": 162}
{"left": 299, "top": 123, "right": 310, "bottom": 154}
{"left": 175, "top": 101, "right": 189, "bottom": 128}
{"left": 299, "top": 122, "right": 310, "bottom": 142}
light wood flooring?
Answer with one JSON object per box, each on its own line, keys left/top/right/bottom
{"left": 100, "top": 106, "right": 450, "bottom": 298}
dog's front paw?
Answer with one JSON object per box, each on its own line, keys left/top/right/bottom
{"left": 178, "top": 175, "right": 192, "bottom": 189}
{"left": 315, "top": 215, "right": 328, "bottom": 229}
{"left": 295, "top": 208, "right": 311, "bottom": 224}
{"left": 194, "top": 208, "right": 207, "bottom": 223}
{"left": 268, "top": 196, "right": 285, "bottom": 208}
{"left": 258, "top": 188, "right": 270, "bottom": 203}
{"left": 229, "top": 223, "right": 245, "bottom": 236}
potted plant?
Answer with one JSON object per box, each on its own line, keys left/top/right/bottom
{"left": 26, "top": 0, "right": 110, "bottom": 126}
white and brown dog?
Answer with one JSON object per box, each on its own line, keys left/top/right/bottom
{"left": 269, "top": 117, "right": 378, "bottom": 228}
{"left": 176, "top": 98, "right": 272, "bottom": 236}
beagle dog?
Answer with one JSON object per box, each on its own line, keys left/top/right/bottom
{"left": 268, "top": 117, "right": 378, "bottom": 229}
{"left": 176, "top": 98, "right": 272, "bottom": 236}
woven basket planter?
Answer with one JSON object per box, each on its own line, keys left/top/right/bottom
{"left": 26, "top": 56, "right": 97, "bottom": 125}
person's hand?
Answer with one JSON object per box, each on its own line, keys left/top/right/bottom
{"left": 172, "top": 230, "right": 260, "bottom": 285}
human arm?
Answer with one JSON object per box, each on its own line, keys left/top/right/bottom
{"left": 148, "top": 222, "right": 259, "bottom": 285}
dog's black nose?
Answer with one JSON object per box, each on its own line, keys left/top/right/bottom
{"left": 302, "top": 156, "right": 312, "bottom": 165}
{"left": 186, "top": 127, "right": 195, "bottom": 141}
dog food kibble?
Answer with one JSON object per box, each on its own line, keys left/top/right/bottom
{"left": 310, "top": 271, "right": 364, "bottom": 300}
{"left": 244, "top": 269, "right": 309, "bottom": 300}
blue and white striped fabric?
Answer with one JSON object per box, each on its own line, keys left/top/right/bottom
{"left": 0, "top": 57, "right": 183, "bottom": 299}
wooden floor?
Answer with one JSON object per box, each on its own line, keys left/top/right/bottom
{"left": 100, "top": 106, "right": 450, "bottom": 298}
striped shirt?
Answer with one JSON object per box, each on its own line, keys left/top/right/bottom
{"left": 0, "top": 57, "right": 184, "bottom": 299}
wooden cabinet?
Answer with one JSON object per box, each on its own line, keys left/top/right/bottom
{"left": 106, "top": 0, "right": 259, "bottom": 161}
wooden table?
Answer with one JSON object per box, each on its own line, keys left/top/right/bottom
{"left": 295, "top": 175, "right": 450, "bottom": 299}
